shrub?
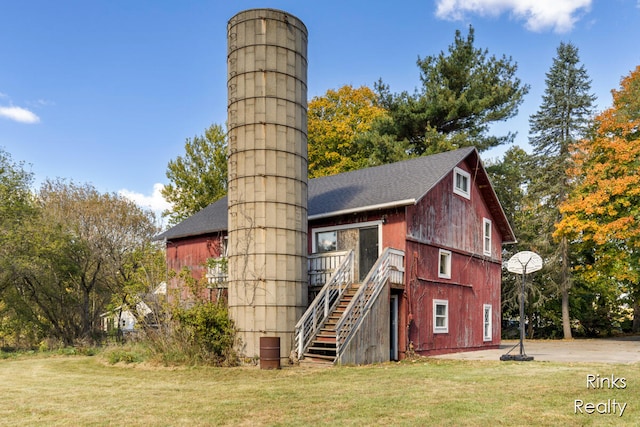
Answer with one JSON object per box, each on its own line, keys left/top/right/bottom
{"left": 141, "top": 302, "right": 238, "bottom": 366}
{"left": 172, "top": 302, "right": 238, "bottom": 366}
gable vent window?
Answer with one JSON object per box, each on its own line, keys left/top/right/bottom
{"left": 453, "top": 167, "right": 471, "bottom": 199}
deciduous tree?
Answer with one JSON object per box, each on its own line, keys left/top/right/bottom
{"left": 308, "top": 85, "right": 403, "bottom": 177}
{"left": 0, "top": 149, "right": 37, "bottom": 346}
{"left": 556, "top": 65, "right": 640, "bottom": 332}
{"left": 4, "top": 179, "right": 159, "bottom": 346}
{"left": 162, "top": 124, "right": 228, "bottom": 224}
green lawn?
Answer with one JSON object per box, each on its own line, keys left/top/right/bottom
{"left": 0, "top": 354, "right": 636, "bottom": 426}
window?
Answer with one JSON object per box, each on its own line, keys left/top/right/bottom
{"left": 206, "top": 236, "right": 228, "bottom": 287}
{"left": 483, "top": 304, "right": 492, "bottom": 341}
{"left": 483, "top": 218, "right": 492, "bottom": 256}
{"left": 434, "top": 300, "right": 449, "bottom": 333}
{"left": 315, "top": 231, "right": 337, "bottom": 253}
{"left": 453, "top": 167, "right": 471, "bottom": 199}
{"left": 219, "top": 236, "right": 228, "bottom": 257}
{"left": 438, "top": 249, "right": 451, "bottom": 279}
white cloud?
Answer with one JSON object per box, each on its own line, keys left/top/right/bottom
{"left": 0, "top": 105, "right": 40, "bottom": 124}
{"left": 119, "top": 183, "right": 172, "bottom": 214}
{"left": 435, "top": 0, "right": 592, "bottom": 33}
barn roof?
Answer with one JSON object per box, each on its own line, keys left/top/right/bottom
{"left": 155, "top": 147, "right": 515, "bottom": 243}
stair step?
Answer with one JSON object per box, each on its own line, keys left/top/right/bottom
{"left": 307, "top": 346, "right": 336, "bottom": 354}
{"left": 298, "top": 283, "right": 362, "bottom": 365}
{"left": 299, "top": 356, "right": 334, "bottom": 366}
{"left": 303, "top": 352, "right": 335, "bottom": 362}
{"left": 310, "top": 339, "right": 336, "bottom": 347}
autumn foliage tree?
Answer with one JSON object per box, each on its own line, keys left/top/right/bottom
{"left": 556, "top": 65, "right": 640, "bottom": 333}
{"left": 307, "top": 85, "right": 400, "bottom": 178}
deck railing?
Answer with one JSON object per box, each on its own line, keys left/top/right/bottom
{"left": 308, "top": 250, "right": 352, "bottom": 288}
{"left": 335, "top": 248, "right": 405, "bottom": 362}
{"left": 294, "top": 250, "right": 354, "bottom": 359}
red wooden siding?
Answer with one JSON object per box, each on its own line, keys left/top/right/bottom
{"left": 406, "top": 161, "right": 504, "bottom": 256}
{"left": 381, "top": 210, "right": 406, "bottom": 252}
{"left": 165, "top": 233, "right": 227, "bottom": 304}
{"left": 402, "top": 159, "right": 503, "bottom": 356}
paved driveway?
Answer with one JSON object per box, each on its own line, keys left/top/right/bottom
{"left": 433, "top": 336, "right": 640, "bottom": 364}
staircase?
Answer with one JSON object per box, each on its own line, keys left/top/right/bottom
{"left": 295, "top": 247, "right": 405, "bottom": 366}
{"left": 301, "top": 285, "right": 359, "bottom": 365}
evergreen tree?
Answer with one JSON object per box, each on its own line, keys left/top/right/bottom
{"left": 377, "top": 26, "right": 529, "bottom": 155}
{"left": 528, "top": 42, "right": 596, "bottom": 339}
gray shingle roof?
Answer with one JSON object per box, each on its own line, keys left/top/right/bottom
{"left": 308, "top": 146, "right": 474, "bottom": 218}
{"left": 155, "top": 196, "right": 229, "bottom": 240}
{"left": 155, "top": 147, "right": 515, "bottom": 242}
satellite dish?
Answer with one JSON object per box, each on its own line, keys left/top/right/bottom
{"left": 507, "top": 251, "right": 543, "bottom": 275}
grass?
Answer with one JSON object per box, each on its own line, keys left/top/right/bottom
{"left": 0, "top": 353, "right": 637, "bottom": 426}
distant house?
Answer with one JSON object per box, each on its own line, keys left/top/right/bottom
{"left": 101, "top": 307, "right": 138, "bottom": 334}
{"left": 156, "top": 147, "right": 515, "bottom": 363}
{"left": 100, "top": 283, "right": 167, "bottom": 335}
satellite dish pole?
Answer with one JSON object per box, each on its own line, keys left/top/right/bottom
{"left": 501, "top": 251, "right": 543, "bottom": 362}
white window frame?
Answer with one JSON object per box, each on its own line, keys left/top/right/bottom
{"left": 483, "top": 218, "right": 492, "bottom": 257}
{"left": 311, "top": 221, "right": 382, "bottom": 255}
{"left": 453, "top": 167, "right": 471, "bottom": 199}
{"left": 438, "top": 249, "right": 451, "bottom": 279}
{"left": 483, "top": 304, "right": 492, "bottom": 341}
{"left": 206, "top": 236, "right": 228, "bottom": 288}
{"left": 433, "top": 299, "right": 449, "bottom": 333}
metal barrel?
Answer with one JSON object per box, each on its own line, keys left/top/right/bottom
{"left": 259, "top": 336, "right": 281, "bottom": 369}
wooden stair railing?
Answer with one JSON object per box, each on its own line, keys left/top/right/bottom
{"left": 294, "top": 250, "right": 354, "bottom": 360}
{"left": 300, "top": 285, "right": 359, "bottom": 365}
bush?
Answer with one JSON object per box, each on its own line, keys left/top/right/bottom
{"left": 172, "top": 302, "right": 238, "bottom": 366}
{"left": 142, "top": 302, "right": 238, "bottom": 367}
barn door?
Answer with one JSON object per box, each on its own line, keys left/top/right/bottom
{"left": 359, "top": 227, "right": 379, "bottom": 281}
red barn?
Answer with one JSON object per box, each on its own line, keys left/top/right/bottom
{"left": 156, "top": 147, "right": 515, "bottom": 364}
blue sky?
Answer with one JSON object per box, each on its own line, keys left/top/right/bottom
{"left": 1, "top": 0, "right": 639, "bottom": 219}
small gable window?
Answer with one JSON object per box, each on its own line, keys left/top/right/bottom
{"left": 453, "top": 167, "right": 471, "bottom": 199}
{"left": 438, "top": 249, "right": 451, "bottom": 279}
